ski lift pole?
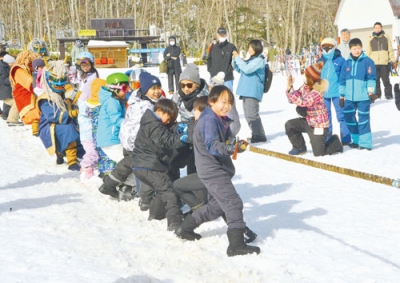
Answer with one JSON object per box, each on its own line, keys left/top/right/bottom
{"left": 247, "top": 145, "right": 400, "bottom": 189}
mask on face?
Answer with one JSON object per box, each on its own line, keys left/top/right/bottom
{"left": 219, "top": 37, "right": 227, "bottom": 43}
{"left": 322, "top": 48, "right": 334, "bottom": 55}
{"left": 169, "top": 41, "right": 175, "bottom": 46}
{"left": 322, "top": 46, "right": 334, "bottom": 53}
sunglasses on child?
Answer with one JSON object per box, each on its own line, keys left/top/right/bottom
{"left": 180, "top": 82, "right": 194, "bottom": 89}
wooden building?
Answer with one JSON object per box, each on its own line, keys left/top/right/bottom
{"left": 87, "top": 40, "right": 129, "bottom": 68}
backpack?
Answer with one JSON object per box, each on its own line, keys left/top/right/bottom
{"left": 159, "top": 59, "right": 168, "bottom": 73}
{"left": 263, "top": 63, "right": 273, "bottom": 93}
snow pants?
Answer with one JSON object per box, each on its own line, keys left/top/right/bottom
{"left": 191, "top": 171, "right": 246, "bottom": 231}
{"left": 110, "top": 148, "right": 137, "bottom": 187}
{"left": 173, "top": 173, "right": 208, "bottom": 210}
{"left": 324, "top": 97, "right": 351, "bottom": 144}
{"left": 343, "top": 100, "right": 372, "bottom": 149}
{"left": 242, "top": 97, "right": 265, "bottom": 139}
{"left": 133, "top": 169, "right": 182, "bottom": 226}
{"left": 375, "top": 64, "right": 393, "bottom": 99}
{"left": 285, "top": 117, "right": 328, "bottom": 156}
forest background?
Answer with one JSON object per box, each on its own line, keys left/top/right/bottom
{"left": 0, "top": 0, "right": 339, "bottom": 57}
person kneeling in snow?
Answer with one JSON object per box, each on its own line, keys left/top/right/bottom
{"left": 285, "top": 62, "right": 343, "bottom": 156}
{"left": 36, "top": 60, "right": 83, "bottom": 171}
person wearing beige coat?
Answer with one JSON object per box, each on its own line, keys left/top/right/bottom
{"left": 367, "top": 22, "right": 395, "bottom": 99}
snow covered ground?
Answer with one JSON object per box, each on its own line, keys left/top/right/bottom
{"left": 1, "top": 62, "right": 400, "bottom": 283}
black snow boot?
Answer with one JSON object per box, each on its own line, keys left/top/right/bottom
{"left": 118, "top": 185, "right": 137, "bottom": 202}
{"left": 325, "top": 134, "right": 343, "bottom": 155}
{"left": 227, "top": 228, "right": 260, "bottom": 257}
{"left": 98, "top": 175, "right": 120, "bottom": 199}
{"left": 148, "top": 193, "right": 167, "bottom": 220}
{"left": 175, "top": 214, "right": 201, "bottom": 241}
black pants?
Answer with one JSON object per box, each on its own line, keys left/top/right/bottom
{"left": 111, "top": 148, "right": 133, "bottom": 182}
{"left": 173, "top": 173, "right": 207, "bottom": 209}
{"left": 168, "top": 145, "right": 196, "bottom": 181}
{"left": 167, "top": 70, "right": 181, "bottom": 93}
{"left": 285, "top": 117, "right": 327, "bottom": 156}
{"left": 133, "top": 169, "right": 182, "bottom": 226}
{"left": 375, "top": 64, "right": 393, "bottom": 98}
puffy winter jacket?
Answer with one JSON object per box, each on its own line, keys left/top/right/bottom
{"left": 234, "top": 54, "right": 265, "bottom": 101}
{"left": 318, "top": 49, "right": 345, "bottom": 98}
{"left": 0, "top": 60, "right": 12, "bottom": 100}
{"left": 367, "top": 31, "right": 395, "bottom": 65}
{"left": 339, "top": 52, "right": 376, "bottom": 102}
{"left": 193, "top": 107, "right": 235, "bottom": 180}
{"left": 132, "top": 109, "right": 185, "bottom": 172}
{"left": 207, "top": 40, "right": 237, "bottom": 81}
{"left": 119, "top": 88, "right": 162, "bottom": 151}
{"left": 171, "top": 78, "right": 209, "bottom": 122}
{"left": 96, "top": 87, "right": 126, "bottom": 147}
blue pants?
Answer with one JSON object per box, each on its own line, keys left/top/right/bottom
{"left": 343, "top": 100, "right": 372, "bottom": 149}
{"left": 324, "top": 97, "right": 351, "bottom": 143}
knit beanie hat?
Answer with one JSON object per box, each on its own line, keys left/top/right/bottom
{"left": 179, "top": 63, "right": 201, "bottom": 85}
{"left": 321, "top": 37, "right": 337, "bottom": 47}
{"left": 305, "top": 62, "right": 324, "bottom": 82}
{"left": 3, "top": 54, "right": 15, "bottom": 64}
{"left": 139, "top": 72, "right": 161, "bottom": 95}
{"left": 349, "top": 38, "right": 363, "bottom": 48}
{"left": 209, "top": 72, "right": 225, "bottom": 86}
{"left": 32, "top": 58, "right": 45, "bottom": 70}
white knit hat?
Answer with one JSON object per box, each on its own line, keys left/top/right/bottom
{"left": 3, "top": 54, "right": 15, "bottom": 64}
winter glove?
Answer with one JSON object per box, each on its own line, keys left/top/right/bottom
{"left": 225, "top": 137, "right": 237, "bottom": 155}
{"left": 339, "top": 97, "right": 345, "bottom": 108}
{"left": 66, "top": 102, "right": 79, "bottom": 118}
{"left": 237, "top": 139, "right": 249, "bottom": 153}
{"left": 369, "top": 93, "right": 378, "bottom": 103}
{"left": 180, "top": 134, "right": 189, "bottom": 143}
{"left": 225, "top": 143, "right": 236, "bottom": 155}
{"left": 177, "top": 123, "right": 188, "bottom": 135}
{"left": 296, "top": 106, "right": 307, "bottom": 117}
{"left": 68, "top": 109, "right": 79, "bottom": 118}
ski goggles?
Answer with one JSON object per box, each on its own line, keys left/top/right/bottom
{"left": 107, "top": 84, "right": 131, "bottom": 93}
{"left": 77, "top": 58, "right": 91, "bottom": 65}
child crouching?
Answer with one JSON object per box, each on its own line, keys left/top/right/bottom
{"left": 132, "top": 99, "right": 189, "bottom": 231}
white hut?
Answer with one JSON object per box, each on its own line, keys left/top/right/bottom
{"left": 334, "top": 0, "right": 399, "bottom": 48}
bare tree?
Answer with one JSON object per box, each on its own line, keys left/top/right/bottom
{"left": 1, "top": 0, "right": 339, "bottom": 55}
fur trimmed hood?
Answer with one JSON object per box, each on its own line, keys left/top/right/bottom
{"left": 311, "top": 78, "right": 329, "bottom": 93}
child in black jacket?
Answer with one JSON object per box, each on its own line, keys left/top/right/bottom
{"left": 132, "top": 99, "right": 188, "bottom": 231}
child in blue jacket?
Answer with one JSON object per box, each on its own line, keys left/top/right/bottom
{"left": 339, "top": 38, "right": 376, "bottom": 150}
{"left": 175, "top": 85, "right": 260, "bottom": 257}
{"left": 318, "top": 37, "right": 350, "bottom": 144}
